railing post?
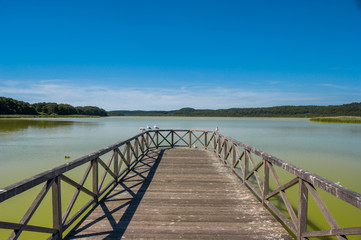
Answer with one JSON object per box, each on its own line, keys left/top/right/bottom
{"left": 145, "top": 133, "right": 149, "bottom": 148}
{"left": 223, "top": 140, "right": 228, "bottom": 163}
{"left": 135, "top": 139, "right": 139, "bottom": 159}
{"left": 216, "top": 136, "right": 219, "bottom": 154}
{"left": 213, "top": 133, "right": 217, "bottom": 151}
{"left": 52, "top": 176, "right": 62, "bottom": 240}
{"left": 171, "top": 130, "right": 174, "bottom": 148}
{"left": 244, "top": 150, "right": 249, "bottom": 183}
{"left": 189, "top": 130, "right": 192, "bottom": 148}
{"left": 114, "top": 149, "right": 119, "bottom": 178}
{"left": 126, "top": 143, "right": 131, "bottom": 166}
{"left": 156, "top": 131, "right": 159, "bottom": 149}
{"left": 92, "top": 158, "right": 98, "bottom": 205}
{"left": 297, "top": 179, "right": 308, "bottom": 240}
{"left": 232, "top": 144, "right": 236, "bottom": 167}
{"left": 141, "top": 134, "right": 145, "bottom": 152}
{"left": 262, "top": 159, "right": 269, "bottom": 206}
{"left": 204, "top": 132, "right": 208, "bottom": 149}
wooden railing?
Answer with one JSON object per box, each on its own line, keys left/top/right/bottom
{"left": 0, "top": 129, "right": 360, "bottom": 240}
{"left": 213, "top": 131, "right": 361, "bottom": 240}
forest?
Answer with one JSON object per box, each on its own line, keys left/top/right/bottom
{"left": 0, "top": 97, "right": 108, "bottom": 116}
{"left": 109, "top": 103, "right": 361, "bottom": 117}
{"left": 2, "top": 96, "right": 361, "bottom": 118}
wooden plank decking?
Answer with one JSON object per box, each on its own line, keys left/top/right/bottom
{"left": 66, "top": 148, "right": 292, "bottom": 239}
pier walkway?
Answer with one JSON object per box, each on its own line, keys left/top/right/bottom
{"left": 66, "top": 148, "right": 291, "bottom": 239}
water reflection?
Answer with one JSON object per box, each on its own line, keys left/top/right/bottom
{"left": 0, "top": 119, "right": 97, "bottom": 135}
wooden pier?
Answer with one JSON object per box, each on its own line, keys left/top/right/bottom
{"left": 65, "top": 148, "right": 291, "bottom": 239}
{"left": 1, "top": 129, "right": 361, "bottom": 240}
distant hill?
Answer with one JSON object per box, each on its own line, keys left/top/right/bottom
{"left": 109, "top": 103, "right": 361, "bottom": 117}
{"left": 0, "top": 97, "right": 108, "bottom": 116}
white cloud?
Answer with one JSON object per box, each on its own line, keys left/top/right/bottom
{"left": 320, "top": 83, "right": 353, "bottom": 90}
{"left": 0, "top": 80, "right": 334, "bottom": 110}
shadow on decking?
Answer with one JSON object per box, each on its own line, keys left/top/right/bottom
{"left": 66, "top": 149, "right": 164, "bottom": 240}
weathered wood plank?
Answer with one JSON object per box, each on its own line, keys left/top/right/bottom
{"left": 65, "top": 148, "right": 292, "bottom": 240}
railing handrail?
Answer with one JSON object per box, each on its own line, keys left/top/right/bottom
{"left": 0, "top": 131, "right": 145, "bottom": 203}
{"left": 217, "top": 132, "right": 361, "bottom": 209}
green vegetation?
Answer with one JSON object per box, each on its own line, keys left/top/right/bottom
{"left": 310, "top": 116, "right": 361, "bottom": 124}
{"left": 3, "top": 96, "right": 361, "bottom": 119}
{"left": 0, "top": 97, "right": 108, "bottom": 117}
{"left": 109, "top": 103, "right": 361, "bottom": 118}
{"left": 0, "top": 114, "right": 101, "bottom": 118}
{"left": 0, "top": 97, "right": 37, "bottom": 115}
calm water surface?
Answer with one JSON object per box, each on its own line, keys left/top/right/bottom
{"left": 1, "top": 117, "right": 360, "bottom": 192}
{"left": 0, "top": 117, "right": 361, "bottom": 239}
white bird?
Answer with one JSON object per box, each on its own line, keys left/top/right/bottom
{"left": 139, "top": 127, "right": 145, "bottom": 131}
{"left": 215, "top": 127, "right": 219, "bottom": 132}
{"left": 154, "top": 125, "right": 159, "bottom": 129}
{"left": 146, "top": 126, "right": 151, "bottom": 130}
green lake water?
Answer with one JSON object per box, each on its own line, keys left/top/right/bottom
{"left": 0, "top": 117, "right": 360, "bottom": 239}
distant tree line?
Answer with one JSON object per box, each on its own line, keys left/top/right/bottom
{"left": 0, "top": 97, "right": 38, "bottom": 115}
{"left": 3, "top": 96, "right": 360, "bottom": 118}
{"left": 109, "top": 103, "right": 361, "bottom": 117}
{"left": 0, "top": 97, "right": 108, "bottom": 116}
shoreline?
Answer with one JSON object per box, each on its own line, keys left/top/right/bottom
{"left": 0, "top": 114, "right": 103, "bottom": 118}
{"left": 1, "top": 115, "right": 361, "bottom": 124}
{"left": 310, "top": 116, "right": 361, "bottom": 124}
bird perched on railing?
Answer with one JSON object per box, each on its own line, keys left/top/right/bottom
{"left": 139, "top": 127, "right": 145, "bottom": 131}
{"left": 154, "top": 125, "right": 159, "bottom": 129}
{"left": 146, "top": 126, "right": 151, "bottom": 130}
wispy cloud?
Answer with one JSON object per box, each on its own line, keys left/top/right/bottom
{"left": 320, "top": 83, "right": 353, "bottom": 90}
{"left": 0, "top": 80, "right": 348, "bottom": 110}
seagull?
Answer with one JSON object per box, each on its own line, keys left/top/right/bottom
{"left": 146, "top": 126, "right": 151, "bottom": 130}
{"left": 139, "top": 127, "right": 145, "bottom": 131}
{"left": 215, "top": 127, "right": 219, "bottom": 132}
{"left": 154, "top": 125, "right": 159, "bottom": 129}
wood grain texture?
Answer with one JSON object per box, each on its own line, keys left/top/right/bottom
{"left": 66, "top": 148, "right": 292, "bottom": 240}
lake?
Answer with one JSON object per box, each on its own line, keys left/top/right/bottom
{"left": 0, "top": 117, "right": 360, "bottom": 239}
{"left": 1, "top": 117, "right": 360, "bottom": 191}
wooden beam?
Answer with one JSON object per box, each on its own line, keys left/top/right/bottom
{"left": 0, "top": 221, "right": 57, "bottom": 234}
{"left": 303, "top": 227, "right": 361, "bottom": 238}
{"left": 9, "top": 179, "right": 55, "bottom": 240}
{"left": 297, "top": 179, "right": 308, "bottom": 240}
{"left": 52, "top": 176, "right": 62, "bottom": 240}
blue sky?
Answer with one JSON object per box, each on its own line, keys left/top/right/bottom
{"left": 0, "top": 0, "right": 360, "bottom": 110}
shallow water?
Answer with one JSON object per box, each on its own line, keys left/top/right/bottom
{"left": 0, "top": 117, "right": 360, "bottom": 239}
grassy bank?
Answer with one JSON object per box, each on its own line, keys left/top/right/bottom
{"left": 310, "top": 116, "right": 361, "bottom": 124}
{"left": 0, "top": 114, "right": 102, "bottom": 118}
